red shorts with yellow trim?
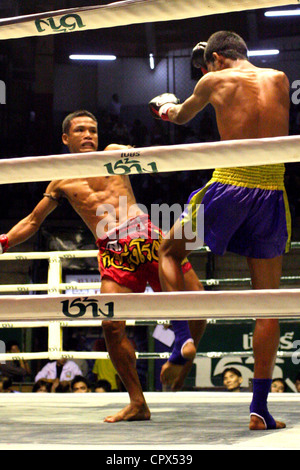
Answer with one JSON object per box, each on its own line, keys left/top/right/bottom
{"left": 96, "top": 214, "right": 192, "bottom": 293}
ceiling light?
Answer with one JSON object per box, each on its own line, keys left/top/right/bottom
{"left": 69, "top": 54, "right": 117, "bottom": 61}
{"left": 149, "top": 53, "right": 155, "bottom": 70}
{"left": 264, "top": 10, "right": 300, "bottom": 17}
{"left": 248, "top": 49, "right": 280, "bottom": 57}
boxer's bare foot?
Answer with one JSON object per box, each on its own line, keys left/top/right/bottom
{"left": 104, "top": 402, "right": 151, "bottom": 423}
{"left": 160, "top": 361, "right": 184, "bottom": 388}
{"left": 249, "top": 414, "right": 286, "bottom": 430}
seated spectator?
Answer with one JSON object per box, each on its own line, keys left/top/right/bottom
{"left": 109, "top": 93, "right": 121, "bottom": 123}
{"left": 112, "top": 117, "right": 129, "bottom": 145}
{"left": 295, "top": 372, "right": 300, "bottom": 392}
{"left": 222, "top": 367, "right": 243, "bottom": 392}
{"left": 34, "top": 358, "right": 82, "bottom": 393}
{"left": 0, "top": 340, "right": 31, "bottom": 382}
{"left": 0, "top": 376, "right": 13, "bottom": 393}
{"left": 130, "top": 119, "right": 148, "bottom": 147}
{"left": 71, "top": 375, "right": 91, "bottom": 393}
{"left": 92, "top": 339, "right": 121, "bottom": 391}
{"left": 94, "top": 379, "right": 112, "bottom": 393}
{"left": 65, "top": 338, "right": 90, "bottom": 379}
{"left": 271, "top": 378, "right": 286, "bottom": 393}
{"left": 51, "top": 378, "right": 71, "bottom": 393}
{"left": 32, "top": 379, "right": 51, "bottom": 393}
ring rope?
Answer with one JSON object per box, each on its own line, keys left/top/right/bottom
{"left": 0, "top": 320, "right": 170, "bottom": 328}
{"left": 1, "top": 245, "right": 300, "bottom": 293}
{"left": 2, "top": 242, "right": 300, "bottom": 261}
{"left": 1, "top": 250, "right": 299, "bottom": 361}
{"left": 0, "top": 136, "right": 299, "bottom": 185}
{"left": 0, "top": 350, "right": 295, "bottom": 363}
{"left": 0, "top": 290, "right": 300, "bottom": 322}
{"left": 1, "top": 276, "right": 300, "bottom": 294}
{"left": 0, "top": 250, "right": 300, "bottom": 322}
{"left": 0, "top": 0, "right": 295, "bottom": 40}
{"left": 0, "top": 246, "right": 211, "bottom": 261}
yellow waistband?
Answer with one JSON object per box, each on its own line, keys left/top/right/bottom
{"left": 211, "top": 164, "right": 285, "bottom": 190}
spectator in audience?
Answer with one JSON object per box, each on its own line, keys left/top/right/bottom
{"left": 271, "top": 378, "right": 286, "bottom": 393}
{"left": 32, "top": 379, "right": 51, "bottom": 393}
{"left": 150, "top": 120, "right": 169, "bottom": 146}
{"left": 65, "top": 337, "right": 90, "bottom": 378}
{"left": 0, "top": 376, "right": 20, "bottom": 393}
{"left": 0, "top": 340, "right": 31, "bottom": 382}
{"left": 34, "top": 358, "right": 82, "bottom": 392}
{"left": 0, "top": 376, "right": 13, "bottom": 393}
{"left": 92, "top": 339, "right": 121, "bottom": 391}
{"left": 109, "top": 93, "right": 121, "bottom": 123}
{"left": 71, "top": 375, "right": 91, "bottom": 393}
{"left": 94, "top": 379, "right": 112, "bottom": 393}
{"left": 112, "top": 117, "right": 130, "bottom": 145}
{"left": 222, "top": 367, "right": 243, "bottom": 392}
{"left": 294, "top": 372, "right": 300, "bottom": 392}
{"left": 51, "top": 378, "right": 71, "bottom": 393}
{"left": 130, "top": 119, "right": 148, "bottom": 147}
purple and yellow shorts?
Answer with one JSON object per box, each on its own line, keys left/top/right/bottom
{"left": 181, "top": 164, "right": 291, "bottom": 259}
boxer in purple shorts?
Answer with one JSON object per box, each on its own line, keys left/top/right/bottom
{"left": 182, "top": 165, "right": 291, "bottom": 259}
{"left": 149, "top": 31, "right": 291, "bottom": 430}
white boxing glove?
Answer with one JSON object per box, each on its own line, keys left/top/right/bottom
{"left": 148, "top": 93, "right": 180, "bottom": 121}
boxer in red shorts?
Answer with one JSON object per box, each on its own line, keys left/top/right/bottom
{"left": 97, "top": 213, "right": 192, "bottom": 293}
{"left": 0, "top": 110, "right": 206, "bottom": 421}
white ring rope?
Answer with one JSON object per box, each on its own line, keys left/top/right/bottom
{"left": 0, "top": 0, "right": 296, "bottom": 41}
{"left": 2, "top": 276, "right": 300, "bottom": 293}
{"left": 1, "top": 248, "right": 299, "bottom": 361}
{"left": 0, "top": 290, "right": 300, "bottom": 322}
{"left": 0, "top": 350, "right": 295, "bottom": 363}
{"left": 1, "top": 245, "right": 300, "bottom": 293}
{"left": 1, "top": 249, "right": 300, "bottom": 320}
{"left": 0, "top": 136, "right": 300, "bottom": 185}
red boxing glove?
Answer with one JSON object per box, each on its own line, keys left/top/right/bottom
{"left": 0, "top": 234, "right": 9, "bottom": 254}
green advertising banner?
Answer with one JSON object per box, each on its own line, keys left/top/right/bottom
{"left": 192, "top": 321, "right": 300, "bottom": 392}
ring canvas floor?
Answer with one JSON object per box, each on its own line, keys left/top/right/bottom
{"left": 0, "top": 392, "right": 299, "bottom": 450}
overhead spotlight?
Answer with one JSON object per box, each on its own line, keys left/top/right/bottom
{"left": 248, "top": 49, "right": 280, "bottom": 57}
{"left": 264, "top": 10, "right": 300, "bottom": 17}
{"left": 69, "top": 54, "right": 117, "bottom": 61}
{"left": 149, "top": 53, "right": 155, "bottom": 70}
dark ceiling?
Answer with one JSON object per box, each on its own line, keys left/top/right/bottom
{"left": 0, "top": 1, "right": 300, "bottom": 61}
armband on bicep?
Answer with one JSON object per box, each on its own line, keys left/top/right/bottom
{"left": 43, "top": 193, "right": 63, "bottom": 205}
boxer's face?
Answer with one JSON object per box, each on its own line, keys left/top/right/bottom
{"left": 62, "top": 116, "right": 98, "bottom": 153}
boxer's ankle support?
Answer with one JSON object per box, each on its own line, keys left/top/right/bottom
{"left": 250, "top": 378, "right": 276, "bottom": 429}
{"left": 169, "top": 321, "right": 194, "bottom": 365}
